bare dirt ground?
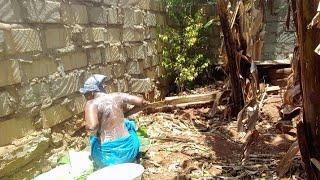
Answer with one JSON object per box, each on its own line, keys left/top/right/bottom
{"left": 137, "top": 87, "right": 305, "bottom": 179}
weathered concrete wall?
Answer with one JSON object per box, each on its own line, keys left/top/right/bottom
{"left": 261, "top": 0, "right": 296, "bottom": 62}
{"left": 0, "top": 0, "right": 165, "bottom": 177}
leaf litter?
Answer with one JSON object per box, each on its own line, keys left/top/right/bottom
{"left": 134, "top": 85, "right": 305, "bottom": 179}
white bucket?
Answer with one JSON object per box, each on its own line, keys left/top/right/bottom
{"left": 87, "top": 163, "right": 144, "bottom": 180}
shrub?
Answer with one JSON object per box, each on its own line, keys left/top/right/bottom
{"left": 160, "top": 0, "right": 217, "bottom": 91}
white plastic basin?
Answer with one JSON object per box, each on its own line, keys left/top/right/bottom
{"left": 87, "top": 163, "right": 144, "bottom": 180}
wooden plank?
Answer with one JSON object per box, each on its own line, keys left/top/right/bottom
{"left": 255, "top": 59, "right": 291, "bottom": 66}
{"left": 125, "top": 92, "right": 218, "bottom": 117}
{"left": 274, "top": 68, "right": 292, "bottom": 75}
{"left": 169, "top": 100, "right": 213, "bottom": 108}
{"left": 150, "top": 92, "right": 218, "bottom": 108}
{"left": 164, "top": 92, "right": 218, "bottom": 105}
{"left": 266, "top": 86, "right": 280, "bottom": 93}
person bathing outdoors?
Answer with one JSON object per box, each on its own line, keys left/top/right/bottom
{"left": 79, "top": 74, "right": 149, "bottom": 168}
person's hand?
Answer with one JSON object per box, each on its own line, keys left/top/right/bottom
{"left": 141, "top": 100, "right": 150, "bottom": 106}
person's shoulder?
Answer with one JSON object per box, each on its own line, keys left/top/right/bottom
{"left": 108, "top": 92, "right": 132, "bottom": 102}
{"left": 95, "top": 92, "right": 118, "bottom": 102}
{"left": 85, "top": 99, "right": 96, "bottom": 106}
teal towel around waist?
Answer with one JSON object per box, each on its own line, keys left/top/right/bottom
{"left": 89, "top": 120, "right": 140, "bottom": 168}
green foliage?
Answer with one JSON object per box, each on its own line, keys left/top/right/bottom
{"left": 57, "top": 154, "right": 70, "bottom": 165}
{"left": 160, "top": 0, "right": 217, "bottom": 90}
{"left": 137, "top": 126, "right": 151, "bottom": 153}
{"left": 137, "top": 126, "right": 149, "bottom": 138}
{"left": 57, "top": 153, "right": 94, "bottom": 180}
{"left": 75, "top": 167, "right": 94, "bottom": 180}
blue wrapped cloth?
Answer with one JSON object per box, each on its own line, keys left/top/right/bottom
{"left": 89, "top": 120, "right": 140, "bottom": 168}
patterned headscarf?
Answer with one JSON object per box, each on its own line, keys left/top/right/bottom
{"left": 79, "top": 74, "right": 107, "bottom": 94}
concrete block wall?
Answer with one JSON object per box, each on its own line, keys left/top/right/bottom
{"left": 0, "top": 0, "right": 165, "bottom": 177}
{"left": 261, "top": 0, "right": 296, "bottom": 62}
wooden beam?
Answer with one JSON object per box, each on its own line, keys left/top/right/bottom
{"left": 266, "top": 86, "right": 280, "bottom": 93}
{"left": 125, "top": 92, "right": 218, "bottom": 116}
{"left": 164, "top": 92, "right": 217, "bottom": 105}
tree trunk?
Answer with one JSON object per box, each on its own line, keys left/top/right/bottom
{"left": 296, "top": 0, "right": 320, "bottom": 178}
{"left": 217, "top": 0, "right": 244, "bottom": 115}
{"left": 291, "top": 0, "right": 298, "bottom": 34}
{"left": 297, "top": 120, "right": 317, "bottom": 179}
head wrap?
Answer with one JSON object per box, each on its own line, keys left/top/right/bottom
{"left": 79, "top": 74, "right": 107, "bottom": 94}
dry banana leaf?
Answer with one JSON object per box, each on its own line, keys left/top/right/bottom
{"left": 277, "top": 141, "right": 299, "bottom": 177}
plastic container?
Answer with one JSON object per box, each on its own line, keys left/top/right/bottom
{"left": 87, "top": 163, "right": 144, "bottom": 180}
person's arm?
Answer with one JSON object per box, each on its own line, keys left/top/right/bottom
{"left": 120, "top": 93, "right": 149, "bottom": 106}
{"left": 119, "top": 93, "right": 150, "bottom": 117}
{"left": 84, "top": 101, "right": 99, "bottom": 131}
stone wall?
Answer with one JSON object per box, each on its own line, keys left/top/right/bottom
{"left": 261, "top": 0, "right": 296, "bottom": 62}
{"left": 0, "top": 0, "right": 165, "bottom": 177}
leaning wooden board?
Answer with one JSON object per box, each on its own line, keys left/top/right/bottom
{"left": 152, "top": 91, "right": 218, "bottom": 107}
{"left": 125, "top": 91, "right": 219, "bottom": 116}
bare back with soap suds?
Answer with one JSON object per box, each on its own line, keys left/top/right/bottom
{"left": 86, "top": 92, "right": 137, "bottom": 143}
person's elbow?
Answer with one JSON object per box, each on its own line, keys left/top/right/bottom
{"left": 86, "top": 121, "right": 98, "bottom": 130}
